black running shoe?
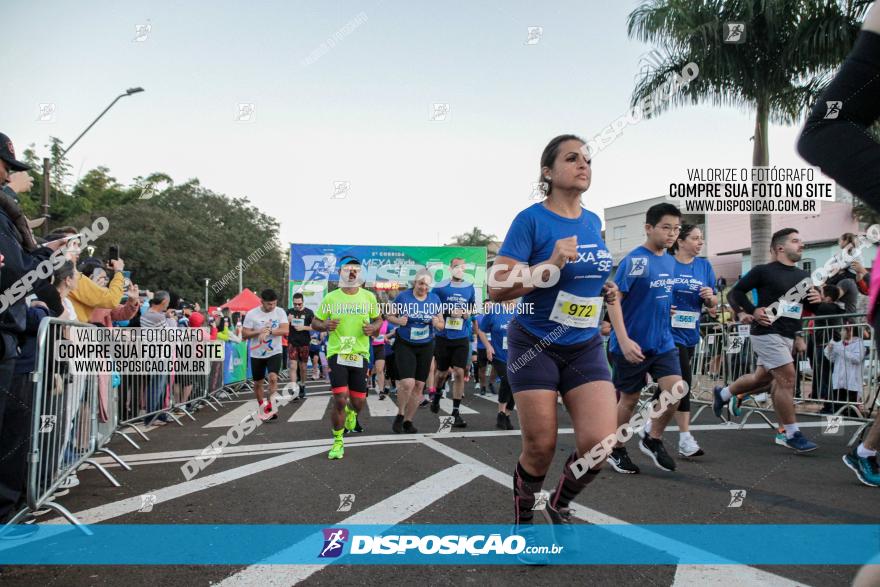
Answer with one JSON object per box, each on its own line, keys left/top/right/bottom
{"left": 607, "top": 447, "right": 640, "bottom": 474}
{"left": 542, "top": 493, "right": 579, "bottom": 552}
{"left": 541, "top": 496, "right": 573, "bottom": 525}
{"left": 298, "top": 385, "right": 306, "bottom": 400}
{"left": 430, "top": 395, "right": 440, "bottom": 414}
{"left": 452, "top": 413, "right": 467, "bottom": 428}
{"left": 418, "top": 398, "right": 429, "bottom": 408}
{"left": 502, "top": 413, "right": 515, "bottom": 430}
{"left": 639, "top": 433, "right": 676, "bottom": 472}
{"left": 496, "top": 412, "right": 505, "bottom": 430}
{"left": 392, "top": 414, "right": 404, "bottom": 434}
{"left": 403, "top": 421, "right": 418, "bottom": 434}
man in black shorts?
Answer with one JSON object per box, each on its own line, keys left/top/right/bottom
{"left": 242, "top": 289, "right": 289, "bottom": 421}
{"left": 287, "top": 292, "right": 314, "bottom": 400}
{"left": 430, "top": 258, "right": 477, "bottom": 428}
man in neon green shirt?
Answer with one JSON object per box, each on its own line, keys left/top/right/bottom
{"left": 312, "top": 257, "right": 383, "bottom": 460}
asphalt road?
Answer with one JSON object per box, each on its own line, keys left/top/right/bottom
{"left": 1, "top": 376, "right": 877, "bottom": 587}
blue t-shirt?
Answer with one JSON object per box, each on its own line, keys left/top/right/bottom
{"left": 394, "top": 289, "right": 442, "bottom": 344}
{"left": 385, "top": 327, "right": 396, "bottom": 356}
{"left": 479, "top": 306, "right": 516, "bottom": 363}
{"left": 609, "top": 245, "right": 676, "bottom": 355}
{"left": 671, "top": 257, "right": 716, "bottom": 347}
{"left": 433, "top": 281, "right": 476, "bottom": 340}
{"left": 497, "top": 203, "right": 612, "bottom": 346}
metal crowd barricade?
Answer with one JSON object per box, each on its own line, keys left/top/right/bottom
{"left": 5, "top": 318, "right": 132, "bottom": 529}
{"left": 2, "top": 324, "right": 241, "bottom": 532}
{"left": 117, "top": 327, "right": 221, "bottom": 431}
{"left": 686, "top": 312, "right": 878, "bottom": 447}
{"left": 169, "top": 328, "right": 224, "bottom": 420}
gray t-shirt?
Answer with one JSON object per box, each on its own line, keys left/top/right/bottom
{"left": 837, "top": 278, "right": 859, "bottom": 314}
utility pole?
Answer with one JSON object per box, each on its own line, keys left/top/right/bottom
{"left": 39, "top": 87, "right": 144, "bottom": 235}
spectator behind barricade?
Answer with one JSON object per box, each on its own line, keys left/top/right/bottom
{"left": 0, "top": 261, "right": 77, "bottom": 524}
{"left": 216, "top": 316, "right": 241, "bottom": 343}
{"left": 824, "top": 322, "right": 866, "bottom": 412}
{"left": 827, "top": 233, "right": 868, "bottom": 314}
{"left": 79, "top": 261, "right": 141, "bottom": 328}
{"left": 176, "top": 302, "right": 190, "bottom": 327}
{"left": 47, "top": 227, "right": 128, "bottom": 323}
{"left": 810, "top": 285, "right": 845, "bottom": 413}
{"left": 0, "top": 133, "right": 64, "bottom": 403}
{"left": 141, "top": 291, "right": 176, "bottom": 426}
{"left": 187, "top": 306, "right": 205, "bottom": 328}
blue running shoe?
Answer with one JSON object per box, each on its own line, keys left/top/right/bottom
{"left": 712, "top": 386, "right": 728, "bottom": 418}
{"left": 729, "top": 394, "right": 745, "bottom": 417}
{"left": 784, "top": 431, "right": 818, "bottom": 453}
{"left": 842, "top": 447, "right": 880, "bottom": 487}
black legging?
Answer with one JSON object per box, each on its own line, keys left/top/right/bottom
{"left": 651, "top": 343, "right": 693, "bottom": 412}
{"left": 798, "top": 31, "right": 880, "bottom": 211}
{"left": 492, "top": 359, "right": 515, "bottom": 411}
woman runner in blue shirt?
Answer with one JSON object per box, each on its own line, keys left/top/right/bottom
{"left": 489, "top": 134, "right": 630, "bottom": 540}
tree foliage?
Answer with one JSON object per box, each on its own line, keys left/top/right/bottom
{"left": 449, "top": 227, "right": 497, "bottom": 247}
{"left": 20, "top": 140, "right": 286, "bottom": 305}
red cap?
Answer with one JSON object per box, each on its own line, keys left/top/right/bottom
{"left": 188, "top": 311, "right": 205, "bottom": 327}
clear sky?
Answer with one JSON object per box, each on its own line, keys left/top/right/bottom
{"left": 4, "top": 0, "right": 809, "bottom": 247}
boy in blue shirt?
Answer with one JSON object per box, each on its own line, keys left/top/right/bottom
{"left": 607, "top": 203, "right": 686, "bottom": 474}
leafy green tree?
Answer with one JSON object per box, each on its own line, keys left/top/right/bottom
{"left": 67, "top": 178, "right": 286, "bottom": 304}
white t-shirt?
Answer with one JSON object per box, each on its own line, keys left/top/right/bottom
{"left": 243, "top": 306, "right": 287, "bottom": 358}
{"left": 62, "top": 298, "right": 76, "bottom": 321}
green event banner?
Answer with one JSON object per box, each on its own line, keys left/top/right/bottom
{"left": 288, "top": 243, "right": 488, "bottom": 309}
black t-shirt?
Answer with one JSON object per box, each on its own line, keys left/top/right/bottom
{"left": 727, "top": 261, "right": 818, "bottom": 339}
{"left": 287, "top": 307, "right": 314, "bottom": 346}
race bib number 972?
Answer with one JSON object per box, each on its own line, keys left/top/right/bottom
{"left": 549, "top": 292, "right": 602, "bottom": 329}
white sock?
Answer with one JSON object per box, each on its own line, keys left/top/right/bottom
{"left": 644, "top": 419, "right": 652, "bottom": 435}
{"left": 720, "top": 387, "right": 732, "bottom": 401}
{"left": 784, "top": 423, "right": 800, "bottom": 439}
{"left": 680, "top": 431, "right": 693, "bottom": 440}
{"left": 857, "top": 443, "right": 877, "bottom": 458}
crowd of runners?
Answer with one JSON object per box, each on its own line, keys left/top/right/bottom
{"left": 213, "top": 12, "right": 880, "bottom": 566}
{"left": 234, "top": 133, "right": 879, "bottom": 547}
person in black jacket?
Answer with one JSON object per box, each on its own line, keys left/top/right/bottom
{"left": 0, "top": 133, "right": 67, "bottom": 524}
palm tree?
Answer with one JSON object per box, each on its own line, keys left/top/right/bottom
{"left": 449, "top": 227, "right": 497, "bottom": 247}
{"left": 628, "top": 0, "right": 871, "bottom": 265}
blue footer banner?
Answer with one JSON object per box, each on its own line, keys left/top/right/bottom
{"left": 1, "top": 524, "right": 879, "bottom": 565}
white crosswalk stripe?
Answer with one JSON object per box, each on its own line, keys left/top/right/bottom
{"left": 202, "top": 402, "right": 259, "bottom": 428}
{"left": 472, "top": 391, "right": 517, "bottom": 411}
{"left": 438, "top": 397, "right": 478, "bottom": 414}
{"left": 288, "top": 396, "right": 330, "bottom": 422}
{"left": 366, "top": 395, "right": 399, "bottom": 417}
{"left": 216, "top": 464, "right": 482, "bottom": 586}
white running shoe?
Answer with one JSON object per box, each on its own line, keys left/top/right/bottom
{"left": 678, "top": 435, "right": 705, "bottom": 457}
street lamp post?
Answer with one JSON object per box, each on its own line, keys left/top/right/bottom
{"left": 41, "top": 87, "right": 145, "bottom": 235}
{"left": 205, "top": 278, "right": 210, "bottom": 313}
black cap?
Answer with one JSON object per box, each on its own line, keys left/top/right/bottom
{"left": 0, "top": 133, "right": 31, "bottom": 172}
